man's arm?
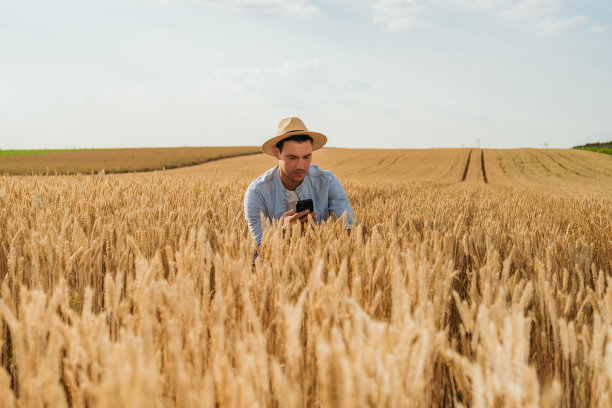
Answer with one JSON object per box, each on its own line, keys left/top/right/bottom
{"left": 244, "top": 188, "right": 266, "bottom": 247}
{"left": 327, "top": 172, "right": 354, "bottom": 229}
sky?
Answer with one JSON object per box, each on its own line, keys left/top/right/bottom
{"left": 1, "top": 0, "right": 611, "bottom": 149}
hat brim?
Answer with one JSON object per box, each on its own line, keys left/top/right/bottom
{"left": 261, "top": 131, "right": 327, "bottom": 156}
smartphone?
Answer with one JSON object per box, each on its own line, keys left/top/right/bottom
{"left": 295, "top": 199, "right": 313, "bottom": 219}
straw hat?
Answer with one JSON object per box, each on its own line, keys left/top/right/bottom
{"left": 262, "top": 117, "right": 327, "bottom": 156}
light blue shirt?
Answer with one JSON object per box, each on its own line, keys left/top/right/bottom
{"left": 244, "top": 164, "right": 354, "bottom": 247}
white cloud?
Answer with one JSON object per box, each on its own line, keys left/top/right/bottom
{"left": 536, "top": 15, "right": 587, "bottom": 37}
{"left": 199, "top": 0, "right": 319, "bottom": 15}
{"left": 371, "top": 0, "right": 597, "bottom": 36}
{"left": 455, "top": 0, "right": 511, "bottom": 9}
{"left": 501, "top": 0, "right": 561, "bottom": 19}
{"left": 372, "top": 0, "right": 426, "bottom": 31}
{"left": 344, "top": 81, "right": 370, "bottom": 90}
{"left": 208, "top": 59, "right": 369, "bottom": 108}
{"left": 374, "top": 0, "right": 426, "bottom": 14}
{"left": 212, "top": 58, "right": 323, "bottom": 92}
{"left": 386, "top": 17, "right": 413, "bottom": 31}
{"left": 589, "top": 24, "right": 610, "bottom": 34}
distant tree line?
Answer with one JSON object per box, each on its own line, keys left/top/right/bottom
{"left": 573, "top": 141, "right": 612, "bottom": 149}
{"left": 573, "top": 141, "right": 612, "bottom": 156}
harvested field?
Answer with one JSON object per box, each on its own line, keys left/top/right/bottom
{"left": 0, "top": 148, "right": 611, "bottom": 407}
{"left": 0, "top": 147, "right": 260, "bottom": 175}
{"left": 168, "top": 147, "right": 611, "bottom": 192}
{"left": 486, "top": 148, "right": 612, "bottom": 194}
{"left": 167, "top": 148, "right": 471, "bottom": 183}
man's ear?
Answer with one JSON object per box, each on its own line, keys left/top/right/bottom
{"left": 273, "top": 147, "right": 280, "bottom": 160}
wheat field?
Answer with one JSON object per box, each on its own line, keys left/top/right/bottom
{"left": 1, "top": 148, "right": 611, "bottom": 407}
{"left": 0, "top": 147, "right": 260, "bottom": 175}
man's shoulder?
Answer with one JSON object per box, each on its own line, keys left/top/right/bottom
{"left": 247, "top": 166, "right": 278, "bottom": 192}
{"left": 308, "top": 164, "right": 337, "bottom": 181}
{"left": 308, "top": 164, "right": 333, "bottom": 177}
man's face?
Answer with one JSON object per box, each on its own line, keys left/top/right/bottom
{"left": 274, "top": 140, "right": 313, "bottom": 185}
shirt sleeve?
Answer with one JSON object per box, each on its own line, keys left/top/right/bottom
{"left": 327, "top": 172, "right": 355, "bottom": 229}
{"left": 244, "top": 187, "right": 266, "bottom": 247}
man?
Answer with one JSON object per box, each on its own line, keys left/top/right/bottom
{"left": 244, "top": 117, "right": 354, "bottom": 248}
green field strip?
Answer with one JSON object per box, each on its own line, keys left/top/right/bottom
{"left": 0, "top": 149, "right": 91, "bottom": 157}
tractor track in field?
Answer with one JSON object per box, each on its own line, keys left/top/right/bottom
{"left": 481, "top": 150, "right": 488, "bottom": 183}
{"left": 461, "top": 149, "right": 488, "bottom": 183}
{"left": 541, "top": 151, "right": 583, "bottom": 177}
{"left": 528, "top": 151, "right": 554, "bottom": 176}
{"left": 461, "top": 149, "right": 472, "bottom": 181}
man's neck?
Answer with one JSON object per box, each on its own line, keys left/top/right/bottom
{"left": 279, "top": 168, "right": 302, "bottom": 191}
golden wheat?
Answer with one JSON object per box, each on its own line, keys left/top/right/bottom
{"left": 0, "top": 152, "right": 611, "bottom": 407}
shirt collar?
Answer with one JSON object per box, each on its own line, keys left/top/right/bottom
{"left": 275, "top": 165, "right": 309, "bottom": 199}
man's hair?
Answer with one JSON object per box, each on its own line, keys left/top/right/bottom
{"left": 275, "top": 134, "right": 313, "bottom": 152}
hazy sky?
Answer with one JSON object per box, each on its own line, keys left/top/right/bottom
{"left": 1, "top": 0, "right": 611, "bottom": 149}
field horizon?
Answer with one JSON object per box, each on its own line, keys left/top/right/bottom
{"left": 2, "top": 146, "right": 611, "bottom": 180}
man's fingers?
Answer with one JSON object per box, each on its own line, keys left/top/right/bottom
{"left": 285, "top": 209, "right": 314, "bottom": 226}
{"left": 303, "top": 211, "right": 318, "bottom": 223}
{"left": 303, "top": 210, "right": 319, "bottom": 224}
{"left": 298, "top": 210, "right": 316, "bottom": 224}
{"left": 282, "top": 209, "right": 298, "bottom": 229}
{"left": 287, "top": 210, "right": 305, "bottom": 223}
{"left": 291, "top": 210, "right": 308, "bottom": 222}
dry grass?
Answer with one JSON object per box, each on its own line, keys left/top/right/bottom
{"left": 0, "top": 147, "right": 260, "bottom": 175}
{"left": 0, "top": 149, "right": 611, "bottom": 407}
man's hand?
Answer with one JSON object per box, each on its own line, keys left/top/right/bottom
{"left": 282, "top": 209, "right": 318, "bottom": 229}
